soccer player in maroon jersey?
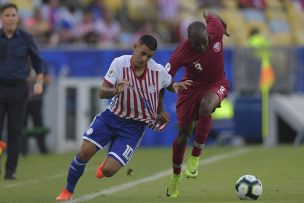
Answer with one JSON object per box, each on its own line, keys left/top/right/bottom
{"left": 166, "top": 11, "right": 230, "bottom": 198}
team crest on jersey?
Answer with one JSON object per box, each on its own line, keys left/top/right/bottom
{"left": 213, "top": 42, "right": 221, "bottom": 52}
{"left": 148, "top": 85, "right": 156, "bottom": 94}
{"left": 106, "top": 69, "right": 115, "bottom": 78}
{"left": 86, "top": 128, "right": 93, "bottom": 135}
{"left": 165, "top": 63, "right": 171, "bottom": 72}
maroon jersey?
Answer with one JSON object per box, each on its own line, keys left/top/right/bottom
{"left": 167, "top": 15, "right": 228, "bottom": 88}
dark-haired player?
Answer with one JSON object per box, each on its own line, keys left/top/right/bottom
{"left": 56, "top": 35, "right": 191, "bottom": 201}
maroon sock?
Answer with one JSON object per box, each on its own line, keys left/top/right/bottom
{"left": 191, "top": 115, "right": 211, "bottom": 157}
{"left": 172, "top": 139, "right": 187, "bottom": 174}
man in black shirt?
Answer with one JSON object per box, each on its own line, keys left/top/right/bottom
{"left": 0, "top": 3, "right": 44, "bottom": 180}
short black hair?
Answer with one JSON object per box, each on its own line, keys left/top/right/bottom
{"left": 188, "top": 21, "right": 207, "bottom": 36}
{"left": 138, "top": 35, "right": 157, "bottom": 51}
{"left": 0, "top": 3, "right": 18, "bottom": 13}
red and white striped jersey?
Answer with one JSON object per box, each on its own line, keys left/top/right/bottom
{"left": 104, "top": 55, "right": 172, "bottom": 123}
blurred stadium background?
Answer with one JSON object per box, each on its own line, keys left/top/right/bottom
{"left": 1, "top": 0, "right": 304, "bottom": 152}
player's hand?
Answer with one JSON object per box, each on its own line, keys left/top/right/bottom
{"left": 218, "top": 16, "right": 230, "bottom": 37}
{"left": 155, "top": 111, "right": 170, "bottom": 124}
{"left": 149, "top": 112, "right": 170, "bottom": 132}
{"left": 224, "top": 27, "right": 230, "bottom": 37}
{"left": 216, "top": 14, "right": 230, "bottom": 37}
{"left": 115, "top": 80, "right": 129, "bottom": 94}
{"left": 173, "top": 80, "right": 193, "bottom": 93}
{"left": 33, "top": 82, "right": 44, "bottom": 95}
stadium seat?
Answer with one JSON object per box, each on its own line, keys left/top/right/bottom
{"left": 221, "top": 9, "right": 248, "bottom": 46}
{"left": 222, "top": 0, "right": 238, "bottom": 9}
{"left": 266, "top": 0, "right": 284, "bottom": 9}
{"left": 127, "top": 0, "right": 157, "bottom": 22}
{"left": 242, "top": 9, "right": 266, "bottom": 23}
{"left": 271, "top": 33, "right": 293, "bottom": 46}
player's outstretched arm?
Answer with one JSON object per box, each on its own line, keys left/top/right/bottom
{"left": 168, "top": 80, "right": 193, "bottom": 93}
{"left": 99, "top": 80, "right": 129, "bottom": 99}
{"left": 203, "top": 10, "right": 230, "bottom": 37}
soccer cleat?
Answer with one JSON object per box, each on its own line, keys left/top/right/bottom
{"left": 185, "top": 155, "right": 199, "bottom": 178}
{"left": 56, "top": 188, "right": 73, "bottom": 201}
{"left": 95, "top": 161, "right": 105, "bottom": 179}
{"left": 0, "top": 140, "right": 7, "bottom": 155}
{"left": 166, "top": 173, "right": 182, "bottom": 198}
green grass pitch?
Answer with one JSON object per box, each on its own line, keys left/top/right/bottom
{"left": 0, "top": 145, "right": 303, "bottom": 203}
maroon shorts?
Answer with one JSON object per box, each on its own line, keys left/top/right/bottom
{"left": 176, "top": 82, "right": 229, "bottom": 125}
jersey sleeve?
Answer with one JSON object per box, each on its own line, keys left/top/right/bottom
{"left": 205, "top": 15, "right": 225, "bottom": 40}
{"left": 104, "top": 58, "right": 121, "bottom": 85}
{"left": 158, "top": 64, "right": 172, "bottom": 89}
{"left": 167, "top": 43, "right": 185, "bottom": 78}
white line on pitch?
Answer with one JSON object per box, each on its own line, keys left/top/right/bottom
{"left": 1, "top": 168, "right": 95, "bottom": 189}
{"left": 69, "top": 148, "right": 249, "bottom": 203}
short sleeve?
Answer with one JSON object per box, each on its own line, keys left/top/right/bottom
{"left": 205, "top": 15, "right": 225, "bottom": 40}
{"left": 104, "top": 58, "right": 120, "bottom": 85}
{"left": 167, "top": 41, "right": 186, "bottom": 77}
{"left": 158, "top": 64, "right": 172, "bottom": 88}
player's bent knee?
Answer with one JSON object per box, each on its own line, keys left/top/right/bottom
{"left": 177, "top": 134, "right": 190, "bottom": 145}
{"left": 77, "top": 147, "right": 96, "bottom": 161}
{"left": 77, "top": 150, "right": 92, "bottom": 161}
{"left": 199, "top": 105, "right": 213, "bottom": 116}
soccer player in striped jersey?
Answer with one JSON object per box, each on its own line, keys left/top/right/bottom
{"left": 165, "top": 11, "right": 230, "bottom": 198}
{"left": 56, "top": 35, "right": 192, "bottom": 201}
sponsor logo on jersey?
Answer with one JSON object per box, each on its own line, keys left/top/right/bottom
{"left": 165, "top": 63, "right": 171, "bottom": 72}
{"left": 86, "top": 128, "right": 93, "bottom": 135}
{"left": 213, "top": 42, "right": 221, "bottom": 52}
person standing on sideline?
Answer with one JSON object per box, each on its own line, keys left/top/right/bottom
{"left": 0, "top": 3, "right": 44, "bottom": 180}
{"left": 165, "top": 10, "right": 230, "bottom": 198}
{"left": 21, "top": 65, "right": 51, "bottom": 155}
{"left": 56, "top": 35, "right": 192, "bottom": 201}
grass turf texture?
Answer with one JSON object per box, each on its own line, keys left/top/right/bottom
{"left": 0, "top": 145, "right": 303, "bottom": 203}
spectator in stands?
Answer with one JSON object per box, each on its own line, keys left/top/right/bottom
{"left": 197, "top": 0, "right": 223, "bottom": 8}
{"left": 87, "top": 0, "right": 106, "bottom": 21}
{"left": 238, "top": 0, "right": 267, "bottom": 10}
{"left": 96, "top": 8, "right": 121, "bottom": 47}
{"left": 40, "top": 0, "right": 61, "bottom": 30}
{"left": 72, "top": 9, "right": 99, "bottom": 45}
{"left": 23, "top": 7, "right": 51, "bottom": 45}
{"left": 156, "top": 0, "right": 181, "bottom": 43}
{"left": 133, "top": 21, "right": 162, "bottom": 45}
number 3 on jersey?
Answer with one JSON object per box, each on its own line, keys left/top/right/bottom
{"left": 193, "top": 60, "right": 203, "bottom": 71}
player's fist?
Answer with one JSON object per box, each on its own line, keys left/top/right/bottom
{"left": 156, "top": 112, "right": 170, "bottom": 124}
{"left": 116, "top": 80, "right": 129, "bottom": 94}
{"left": 33, "top": 82, "right": 44, "bottom": 95}
{"left": 150, "top": 112, "right": 170, "bottom": 132}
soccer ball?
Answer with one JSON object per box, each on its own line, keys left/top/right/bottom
{"left": 235, "top": 175, "right": 263, "bottom": 200}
